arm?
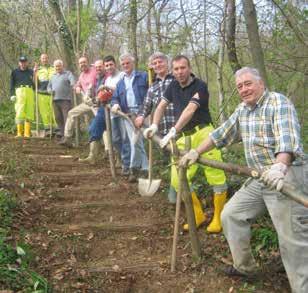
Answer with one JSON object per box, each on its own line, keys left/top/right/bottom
{"left": 173, "top": 102, "right": 198, "bottom": 133}
{"left": 10, "top": 71, "right": 15, "bottom": 97}
{"left": 153, "top": 99, "right": 168, "bottom": 125}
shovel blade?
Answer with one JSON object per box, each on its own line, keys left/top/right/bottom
{"left": 31, "top": 130, "right": 46, "bottom": 138}
{"left": 138, "top": 178, "right": 161, "bottom": 197}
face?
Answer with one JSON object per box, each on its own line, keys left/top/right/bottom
{"left": 104, "top": 60, "right": 116, "bottom": 75}
{"left": 120, "top": 58, "right": 134, "bottom": 75}
{"left": 78, "top": 57, "right": 89, "bottom": 72}
{"left": 236, "top": 73, "right": 265, "bottom": 107}
{"left": 95, "top": 61, "right": 105, "bottom": 75}
{"left": 54, "top": 62, "right": 63, "bottom": 73}
{"left": 172, "top": 58, "right": 191, "bottom": 85}
{"left": 40, "top": 54, "right": 49, "bottom": 65}
{"left": 151, "top": 57, "right": 168, "bottom": 77}
{"left": 19, "top": 61, "right": 28, "bottom": 70}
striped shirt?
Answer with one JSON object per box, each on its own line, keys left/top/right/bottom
{"left": 139, "top": 74, "right": 175, "bottom": 135}
{"left": 210, "top": 90, "right": 303, "bottom": 169}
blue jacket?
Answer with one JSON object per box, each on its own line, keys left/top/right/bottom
{"left": 111, "top": 70, "right": 148, "bottom": 113}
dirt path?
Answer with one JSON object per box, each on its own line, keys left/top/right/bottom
{"left": 5, "top": 135, "right": 291, "bottom": 292}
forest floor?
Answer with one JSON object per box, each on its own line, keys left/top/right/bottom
{"left": 0, "top": 133, "right": 291, "bottom": 292}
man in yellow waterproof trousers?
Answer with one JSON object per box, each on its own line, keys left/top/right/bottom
{"left": 144, "top": 55, "right": 228, "bottom": 233}
{"left": 10, "top": 56, "right": 35, "bottom": 138}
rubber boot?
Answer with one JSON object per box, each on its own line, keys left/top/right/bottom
{"left": 24, "top": 121, "right": 31, "bottom": 138}
{"left": 15, "top": 124, "right": 23, "bottom": 138}
{"left": 206, "top": 191, "right": 227, "bottom": 233}
{"left": 79, "top": 141, "right": 100, "bottom": 164}
{"left": 183, "top": 191, "right": 206, "bottom": 231}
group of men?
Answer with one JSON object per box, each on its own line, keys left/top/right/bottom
{"left": 10, "top": 52, "right": 308, "bottom": 293}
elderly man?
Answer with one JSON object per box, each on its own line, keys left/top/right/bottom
{"left": 60, "top": 56, "right": 98, "bottom": 147}
{"left": 47, "top": 60, "right": 75, "bottom": 141}
{"left": 33, "top": 53, "right": 56, "bottom": 135}
{"left": 144, "top": 55, "right": 228, "bottom": 233}
{"left": 111, "top": 53, "right": 148, "bottom": 182}
{"left": 10, "top": 56, "right": 35, "bottom": 138}
{"left": 135, "top": 52, "right": 175, "bottom": 200}
{"left": 180, "top": 67, "right": 308, "bottom": 293}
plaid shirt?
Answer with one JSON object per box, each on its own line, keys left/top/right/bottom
{"left": 139, "top": 74, "right": 175, "bottom": 135}
{"left": 210, "top": 90, "right": 304, "bottom": 169}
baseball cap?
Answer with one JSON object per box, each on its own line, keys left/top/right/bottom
{"left": 19, "top": 56, "right": 28, "bottom": 62}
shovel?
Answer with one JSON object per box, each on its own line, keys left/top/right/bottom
{"left": 31, "top": 71, "right": 46, "bottom": 138}
{"left": 138, "top": 137, "right": 161, "bottom": 196}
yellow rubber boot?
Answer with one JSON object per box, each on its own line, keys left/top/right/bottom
{"left": 183, "top": 191, "right": 206, "bottom": 231}
{"left": 24, "top": 121, "right": 31, "bottom": 138}
{"left": 207, "top": 191, "right": 227, "bottom": 233}
{"left": 15, "top": 124, "right": 23, "bottom": 138}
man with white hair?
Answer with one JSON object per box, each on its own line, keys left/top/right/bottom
{"left": 47, "top": 60, "right": 75, "bottom": 140}
{"left": 180, "top": 66, "right": 308, "bottom": 293}
{"left": 111, "top": 53, "right": 148, "bottom": 182}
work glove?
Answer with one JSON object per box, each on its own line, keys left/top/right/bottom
{"left": 179, "top": 149, "right": 200, "bottom": 167}
{"left": 143, "top": 123, "right": 158, "bottom": 139}
{"left": 10, "top": 96, "right": 16, "bottom": 102}
{"left": 260, "top": 162, "right": 288, "bottom": 191}
{"left": 111, "top": 104, "right": 121, "bottom": 114}
{"left": 159, "top": 127, "right": 177, "bottom": 148}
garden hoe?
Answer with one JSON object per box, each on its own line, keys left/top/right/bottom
{"left": 31, "top": 72, "right": 45, "bottom": 138}
{"left": 138, "top": 67, "right": 161, "bottom": 197}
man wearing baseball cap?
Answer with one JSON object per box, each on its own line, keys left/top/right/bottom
{"left": 10, "top": 56, "right": 35, "bottom": 138}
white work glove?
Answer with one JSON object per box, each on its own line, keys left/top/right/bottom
{"left": 159, "top": 127, "right": 177, "bottom": 148}
{"left": 260, "top": 162, "right": 288, "bottom": 191}
{"left": 111, "top": 104, "right": 121, "bottom": 114}
{"left": 143, "top": 123, "right": 158, "bottom": 139}
{"left": 10, "top": 96, "right": 16, "bottom": 102}
{"left": 180, "top": 149, "right": 200, "bottom": 167}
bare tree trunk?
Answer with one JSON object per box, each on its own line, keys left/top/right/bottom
{"left": 146, "top": 0, "right": 154, "bottom": 53}
{"left": 225, "top": 0, "right": 241, "bottom": 73}
{"left": 129, "top": 0, "right": 138, "bottom": 67}
{"left": 242, "top": 0, "right": 268, "bottom": 86}
{"left": 203, "top": 0, "right": 209, "bottom": 82}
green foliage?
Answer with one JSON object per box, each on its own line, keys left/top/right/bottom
{"left": 0, "top": 190, "right": 50, "bottom": 292}
{"left": 0, "top": 99, "right": 15, "bottom": 134}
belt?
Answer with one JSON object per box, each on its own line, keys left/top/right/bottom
{"left": 181, "top": 123, "right": 207, "bottom": 137}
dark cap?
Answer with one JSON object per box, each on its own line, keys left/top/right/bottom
{"left": 19, "top": 56, "right": 28, "bottom": 62}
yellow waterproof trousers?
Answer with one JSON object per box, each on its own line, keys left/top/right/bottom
{"left": 38, "top": 93, "right": 57, "bottom": 128}
{"left": 15, "top": 87, "right": 34, "bottom": 123}
{"left": 171, "top": 125, "right": 227, "bottom": 192}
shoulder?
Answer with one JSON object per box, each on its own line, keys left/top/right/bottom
{"left": 266, "top": 91, "right": 293, "bottom": 107}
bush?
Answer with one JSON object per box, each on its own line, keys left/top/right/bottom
{"left": 0, "top": 99, "right": 15, "bottom": 134}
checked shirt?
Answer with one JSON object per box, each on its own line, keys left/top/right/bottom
{"left": 210, "top": 90, "right": 303, "bottom": 169}
{"left": 138, "top": 74, "right": 175, "bottom": 135}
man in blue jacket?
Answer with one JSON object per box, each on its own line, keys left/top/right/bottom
{"left": 111, "top": 53, "right": 148, "bottom": 182}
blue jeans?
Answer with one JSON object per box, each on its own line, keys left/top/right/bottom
{"left": 89, "top": 107, "right": 130, "bottom": 169}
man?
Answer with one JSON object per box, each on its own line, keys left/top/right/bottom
{"left": 60, "top": 56, "right": 98, "bottom": 147}
{"left": 111, "top": 53, "right": 148, "bottom": 182}
{"left": 144, "top": 55, "right": 228, "bottom": 233}
{"left": 10, "top": 56, "right": 35, "bottom": 138}
{"left": 180, "top": 67, "right": 308, "bottom": 293}
{"left": 135, "top": 52, "right": 175, "bottom": 201}
{"left": 33, "top": 53, "right": 56, "bottom": 135}
{"left": 47, "top": 60, "right": 75, "bottom": 140}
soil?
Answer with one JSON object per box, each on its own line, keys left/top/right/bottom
{"left": 1, "top": 134, "right": 291, "bottom": 292}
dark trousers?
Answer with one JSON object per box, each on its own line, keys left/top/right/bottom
{"left": 53, "top": 100, "right": 72, "bottom": 137}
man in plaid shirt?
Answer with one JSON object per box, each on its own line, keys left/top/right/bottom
{"left": 180, "top": 67, "right": 307, "bottom": 293}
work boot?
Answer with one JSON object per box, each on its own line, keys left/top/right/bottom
{"left": 15, "top": 124, "right": 23, "bottom": 138}
{"left": 183, "top": 191, "right": 206, "bottom": 231}
{"left": 207, "top": 191, "right": 227, "bottom": 233}
{"left": 58, "top": 136, "right": 73, "bottom": 148}
{"left": 167, "top": 186, "right": 177, "bottom": 204}
{"left": 128, "top": 168, "right": 138, "bottom": 183}
{"left": 79, "top": 141, "right": 100, "bottom": 164}
{"left": 24, "top": 121, "right": 31, "bottom": 138}
{"left": 121, "top": 166, "right": 130, "bottom": 177}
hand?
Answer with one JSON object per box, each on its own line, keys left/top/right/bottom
{"left": 143, "top": 123, "right": 158, "bottom": 139}
{"left": 180, "top": 149, "right": 200, "bottom": 167}
{"left": 159, "top": 127, "right": 177, "bottom": 148}
{"left": 111, "top": 104, "right": 121, "bottom": 114}
{"left": 75, "top": 86, "right": 81, "bottom": 94}
{"left": 134, "top": 116, "right": 144, "bottom": 128}
{"left": 10, "top": 96, "right": 16, "bottom": 102}
{"left": 260, "top": 162, "right": 288, "bottom": 191}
